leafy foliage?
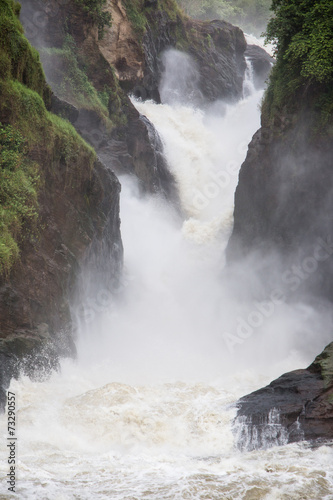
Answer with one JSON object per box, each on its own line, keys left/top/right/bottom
{"left": 263, "top": 0, "right": 333, "bottom": 122}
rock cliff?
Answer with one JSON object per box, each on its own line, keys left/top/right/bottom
{"left": 1, "top": 0, "right": 251, "bottom": 410}
{"left": 0, "top": 0, "right": 122, "bottom": 408}
{"left": 235, "top": 342, "right": 333, "bottom": 449}
{"left": 229, "top": 2, "right": 333, "bottom": 446}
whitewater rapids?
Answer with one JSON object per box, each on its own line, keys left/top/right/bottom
{"left": 1, "top": 51, "right": 333, "bottom": 499}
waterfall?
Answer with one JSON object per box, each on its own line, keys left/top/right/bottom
{"left": 1, "top": 48, "right": 333, "bottom": 499}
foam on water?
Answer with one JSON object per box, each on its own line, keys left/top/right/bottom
{"left": 1, "top": 365, "right": 333, "bottom": 499}
{"left": 1, "top": 51, "right": 333, "bottom": 499}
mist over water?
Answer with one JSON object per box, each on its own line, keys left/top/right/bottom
{"left": 1, "top": 47, "right": 333, "bottom": 499}
{"left": 75, "top": 49, "right": 332, "bottom": 385}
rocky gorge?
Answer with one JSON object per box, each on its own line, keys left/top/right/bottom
{"left": 229, "top": 1, "right": 333, "bottom": 448}
{"left": 0, "top": 0, "right": 332, "bottom": 457}
{"left": 0, "top": 0, "right": 268, "bottom": 409}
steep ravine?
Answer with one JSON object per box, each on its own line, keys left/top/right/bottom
{"left": 229, "top": 3, "right": 333, "bottom": 447}
{"left": 0, "top": 0, "right": 123, "bottom": 408}
{"left": 0, "top": 0, "right": 260, "bottom": 410}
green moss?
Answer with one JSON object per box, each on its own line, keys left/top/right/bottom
{"left": 0, "top": 0, "right": 51, "bottom": 105}
{"left": 0, "top": 124, "right": 39, "bottom": 274}
{"left": 39, "top": 34, "right": 127, "bottom": 129}
{"left": 122, "top": 0, "right": 147, "bottom": 35}
{"left": 73, "top": 0, "right": 112, "bottom": 39}
{"left": 0, "top": 0, "right": 98, "bottom": 275}
{"left": 311, "top": 342, "right": 333, "bottom": 389}
{"left": 41, "top": 36, "right": 109, "bottom": 117}
{"left": 122, "top": 0, "right": 183, "bottom": 37}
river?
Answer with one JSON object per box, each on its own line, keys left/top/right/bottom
{"left": 1, "top": 48, "right": 333, "bottom": 499}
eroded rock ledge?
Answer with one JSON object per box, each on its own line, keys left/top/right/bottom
{"left": 235, "top": 343, "right": 333, "bottom": 449}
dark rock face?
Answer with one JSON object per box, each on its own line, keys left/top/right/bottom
{"left": 19, "top": 0, "right": 178, "bottom": 197}
{"left": 141, "top": 15, "right": 247, "bottom": 103}
{"left": 50, "top": 95, "right": 79, "bottom": 124}
{"left": 235, "top": 343, "right": 333, "bottom": 449}
{"left": 227, "top": 101, "right": 333, "bottom": 448}
{"left": 227, "top": 112, "right": 333, "bottom": 300}
{"left": 245, "top": 44, "right": 274, "bottom": 90}
{"left": 0, "top": 152, "right": 122, "bottom": 410}
{"left": 75, "top": 102, "right": 177, "bottom": 200}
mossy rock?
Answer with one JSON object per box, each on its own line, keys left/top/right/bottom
{"left": 309, "top": 342, "right": 333, "bottom": 388}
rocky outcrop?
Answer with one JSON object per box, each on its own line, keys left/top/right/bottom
{"left": 75, "top": 102, "right": 177, "bottom": 199}
{"left": 0, "top": 0, "right": 123, "bottom": 410}
{"left": 227, "top": 109, "right": 333, "bottom": 300}
{"left": 50, "top": 95, "right": 79, "bottom": 124}
{"left": 141, "top": 15, "right": 247, "bottom": 103}
{"left": 235, "top": 342, "right": 333, "bottom": 449}
{"left": 227, "top": 2, "right": 333, "bottom": 447}
{"left": 98, "top": 0, "right": 144, "bottom": 88}
{"left": 0, "top": 148, "right": 122, "bottom": 407}
{"left": 98, "top": 1, "right": 247, "bottom": 103}
{"left": 245, "top": 44, "right": 274, "bottom": 90}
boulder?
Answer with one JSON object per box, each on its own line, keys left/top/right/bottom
{"left": 235, "top": 342, "right": 333, "bottom": 450}
{"left": 245, "top": 44, "right": 274, "bottom": 89}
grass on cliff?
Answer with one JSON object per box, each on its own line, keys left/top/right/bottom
{"left": 122, "top": 0, "right": 183, "bottom": 36}
{"left": 40, "top": 35, "right": 126, "bottom": 129}
{"left": 0, "top": 125, "right": 39, "bottom": 274}
{"left": 0, "top": 0, "right": 96, "bottom": 275}
{"left": 0, "top": 78, "right": 96, "bottom": 275}
{"left": 41, "top": 35, "right": 109, "bottom": 116}
{"left": 0, "top": 0, "right": 51, "bottom": 105}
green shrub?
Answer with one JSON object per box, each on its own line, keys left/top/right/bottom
{"left": 122, "top": 0, "right": 147, "bottom": 35}
{"left": 263, "top": 0, "right": 333, "bottom": 124}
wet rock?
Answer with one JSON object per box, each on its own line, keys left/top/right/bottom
{"left": 235, "top": 342, "right": 333, "bottom": 449}
{"left": 98, "top": 1, "right": 247, "bottom": 103}
{"left": 142, "top": 16, "right": 246, "bottom": 103}
{"left": 0, "top": 153, "right": 122, "bottom": 411}
{"left": 245, "top": 44, "right": 274, "bottom": 89}
{"left": 50, "top": 94, "right": 79, "bottom": 124}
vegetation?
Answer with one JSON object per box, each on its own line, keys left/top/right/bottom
{"left": 122, "top": 0, "right": 147, "bottom": 35}
{"left": 122, "top": 0, "right": 183, "bottom": 36}
{"left": 0, "top": 0, "right": 97, "bottom": 275}
{"left": 0, "top": 125, "right": 39, "bottom": 274}
{"left": 175, "top": 0, "right": 272, "bottom": 36}
{"left": 0, "top": 0, "right": 51, "bottom": 104}
{"left": 263, "top": 0, "right": 333, "bottom": 125}
{"left": 41, "top": 35, "right": 110, "bottom": 117}
{"left": 73, "top": 0, "right": 111, "bottom": 39}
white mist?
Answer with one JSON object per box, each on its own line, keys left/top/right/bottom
{"left": 1, "top": 49, "right": 332, "bottom": 500}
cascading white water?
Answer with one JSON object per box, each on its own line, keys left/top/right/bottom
{"left": 1, "top": 49, "right": 333, "bottom": 499}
